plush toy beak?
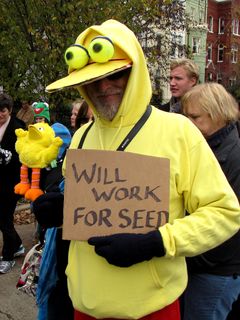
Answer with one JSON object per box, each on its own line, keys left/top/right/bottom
{"left": 28, "top": 125, "right": 42, "bottom": 140}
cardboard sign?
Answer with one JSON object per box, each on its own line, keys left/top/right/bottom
{"left": 63, "top": 149, "right": 170, "bottom": 240}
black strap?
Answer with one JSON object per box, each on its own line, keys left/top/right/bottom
{"left": 78, "top": 105, "right": 152, "bottom": 151}
{"left": 78, "top": 121, "right": 94, "bottom": 149}
{"left": 117, "top": 105, "right": 151, "bottom": 151}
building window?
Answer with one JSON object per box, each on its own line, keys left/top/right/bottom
{"left": 231, "top": 44, "right": 238, "bottom": 63}
{"left": 229, "top": 74, "right": 237, "bottom": 87}
{"left": 218, "top": 44, "right": 224, "bottom": 62}
{"left": 199, "top": 10, "right": 205, "bottom": 24}
{"left": 218, "top": 18, "right": 225, "bottom": 34}
{"left": 217, "top": 73, "right": 222, "bottom": 83}
{"left": 207, "top": 43, "right": 212, "bottom": 61}
{"left": 208, "top": 16, "right": 213, "bottom": 32}
{"left": 190, "top": 7, "right": 195, "bottom": 20}
{"left": 207, "top": 73, "right": 213, "bottom": 81}
{"left": 192, "top": 37, "right": 201, "bottom": 54}
{"left": 232, "top": 19, "right": 239, "bottom": 35}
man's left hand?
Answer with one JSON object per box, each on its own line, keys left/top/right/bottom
{"left": 88, "top": 230, "right": 165, "bottom": 267}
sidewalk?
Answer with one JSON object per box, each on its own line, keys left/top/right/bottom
{"left": 0, "top": 204, "right": 38, "bottom": 320}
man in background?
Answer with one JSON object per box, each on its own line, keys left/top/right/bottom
{"left": 159, "top": 58, "right": 199, "bottom": 113}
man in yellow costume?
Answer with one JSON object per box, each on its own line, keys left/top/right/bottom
{"left": 36, "top": 20, "right": 240, "bottom": 320}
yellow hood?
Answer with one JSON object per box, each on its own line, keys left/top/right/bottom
{"left": 46, "top": 20, "right": 152, "bottom": 127}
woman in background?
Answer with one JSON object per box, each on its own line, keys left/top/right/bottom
{"left": 70, "top": 99, "right": 93, "bottom": 132}
{"left": 0, "top": 93, "right": 26, "bottom": 274}
{"left": 70, "top": 99, "right": 82, "bottom": 131}
{"left": 75, "top": 100, "right": 93, "bottom": 129}
{"left": 181, "top": 82, "right": 240, "bottom": 320}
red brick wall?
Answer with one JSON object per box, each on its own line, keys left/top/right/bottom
{"left": 206, "top": 0, "right": 240, "bottom": 87}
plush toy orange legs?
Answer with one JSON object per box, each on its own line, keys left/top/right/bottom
{"left": 15, "top": 166, "right": 44, "bottom": 201}
{"left": 14, "top": 165, "right": 30, "bottom": 195}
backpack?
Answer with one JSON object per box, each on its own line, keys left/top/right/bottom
{"left": 16, "top": 242, "right": 44, "bottom": 297}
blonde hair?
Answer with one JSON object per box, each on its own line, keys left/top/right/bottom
{"left": 170, "top": 58, "right": 200, "bottom": 83}
{"left": 72, "top": 99, "right": 83, "bottom": 111}
{"left": 182, "top": 82, "right": 239, "bottom": 123}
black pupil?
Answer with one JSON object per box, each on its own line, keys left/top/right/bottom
{"left": 93, "top": 43, "right": 102, "bottom": 53}
{"left": 66, "top": 52, "right": 73, "bottom": 60}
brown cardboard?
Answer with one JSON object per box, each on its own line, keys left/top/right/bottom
{"left": 63, "top": 149, "right": 170, "bottom": 240}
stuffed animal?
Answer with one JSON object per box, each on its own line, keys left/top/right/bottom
{"left": 14, "top": 123, "right": 63, "bottom": 201}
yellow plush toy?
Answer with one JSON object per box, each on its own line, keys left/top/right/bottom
{"left": 14, "top": 123, "right": 63, "bottom": 201}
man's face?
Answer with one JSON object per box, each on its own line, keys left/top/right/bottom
{"left": 84, "top": 69, "right": 130, "bottom": 121}
{"left": 170, "top": 66, "right": 197, "bottom": 99}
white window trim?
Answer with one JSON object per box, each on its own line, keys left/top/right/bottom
{"left": 232, "top": 18, "right": 239, "bottom": 36}
{"left": 208, "top": 16, "right": 213, "bottom": 33}
{"left": 231, "top": 45, "right": 238, "bottom": 63}
{"left": 207, "top": 43, "right": 212, "bottom": 61}
{"left": 218, "top": 44, "right": 224, "bottom": 62}
{"left": 218, "top": 17, "right": 225, "bottom": 34}
{"left": 192, "top": 37, "right": 201, "bottom": 54}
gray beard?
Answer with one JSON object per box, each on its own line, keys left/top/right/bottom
{"left": 95, "top": 103, "right": 119, "bottom": 121}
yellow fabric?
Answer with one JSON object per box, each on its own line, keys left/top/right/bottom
{"left": 46, "top": 20, "right": 133, "bottom": 93}
{"left": 61, "top": 20, "right": 240, "bottom": 319}
{"left": 15, "top": 123, "right": 63, "bottom": 168}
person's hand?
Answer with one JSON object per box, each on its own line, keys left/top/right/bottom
{"left": 88, "top": 230, "right": 165, "bottom": 267}
{"left": 0, "top": 147, "right": 12, "bottom": 165}
{"left": 32, "top": 192, "right": 64, "bottom": 228}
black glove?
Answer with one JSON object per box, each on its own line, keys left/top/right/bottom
{"left": 32, "top": 192, "right": 64, "bottom": 228}
{"left": 0, "top": 147, "right": 12, "bottom": 165}
{"left": 88, "top": 230, "right": 165, "bottom": 267}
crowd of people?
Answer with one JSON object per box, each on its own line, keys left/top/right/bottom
{"left": 0, "top": 19, "right": 240, "bottom": 320}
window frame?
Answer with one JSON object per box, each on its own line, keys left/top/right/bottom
{"left": 207, "top": 43, "right": 212, "bottom": 61}
{"left": 192, "top": 37, "right": 201, "bottom": 54}
{"left": 232, "top": 18, "right": 239, "bottom": 35}
{"left": 208, "top": 16, "right": 213, "bottom": 32}
{"left": 218, "top": 44, "right": 224, "bottom": 62}
{"left": 218, "top": 17, "right": 225, "bottom": 34}
{"left": 231, "top": 44, "right": 238, "bottom": 63}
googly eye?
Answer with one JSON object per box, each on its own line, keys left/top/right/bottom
{"left": 64, "top": 44, "right": 89, "bottom": 70}
{"left": 88, "top": 36, "right": 114, "bottom": 63}
{"left": 37, "top": 126, "right": 44, "bottom": 131}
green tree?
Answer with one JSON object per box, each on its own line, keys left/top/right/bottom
{"left": 0, "top": 0, "right": 185, "bottom": 107}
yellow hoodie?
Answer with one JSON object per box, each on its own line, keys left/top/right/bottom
{"left": 60, "top": 20, "right": 240, "bottom": 319}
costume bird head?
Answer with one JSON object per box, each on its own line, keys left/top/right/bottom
{"left": 15, "top": 122, "right": 63, "bottom": 168}
{"left": 46, "top": 19, "right": 152, "bottom": 127}
{"left": 46, "top": 20, "right": 133, "bottom": 92}
{"left": 27, "top": 122, "right": 55, "bottom": 146}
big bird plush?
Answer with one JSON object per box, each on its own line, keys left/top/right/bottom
{"left": 14, "top": 123, "right": 63, "bottom": 201}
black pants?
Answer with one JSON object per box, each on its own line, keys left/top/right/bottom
{"left": 47, "top": 234, "right": 74, "bottom": 320}
{"left": 48, "top": 278, "right": 74, "bottom": 320}
{"left": 0, "top": 193, "right": 22, "bottom": 260}
{"left": 227, "top": 294, "right": 240, "bottom": 320}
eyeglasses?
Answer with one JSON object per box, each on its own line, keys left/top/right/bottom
{"left": 106, "top": 68, "right": 131, "bottom": 81}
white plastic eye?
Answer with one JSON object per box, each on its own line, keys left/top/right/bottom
{"left": 64, "top": 44, "right": 89, "bottom": 69}
{"left": 88, "top": 36, "right": 114, "bottom": 63}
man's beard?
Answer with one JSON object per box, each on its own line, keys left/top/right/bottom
{"left": 95, "top": 102, "right": 119, "bottom": 121}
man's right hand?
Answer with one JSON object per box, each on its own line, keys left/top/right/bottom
{"left": 32, "top": 192, "right": 64, "bottom": 228}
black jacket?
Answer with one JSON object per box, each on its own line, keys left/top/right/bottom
{"left": 187, "top": 123, "right": 240, "bottom": 276}
{"left": 158, "top": 98, "right": 181, "bottom": 113}
{"left": 0, "top": 116, "right": 25, "bottom": 196}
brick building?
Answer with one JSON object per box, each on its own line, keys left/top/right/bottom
{"left": 206, "top": 0, "right": 240, "bottom": 87}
